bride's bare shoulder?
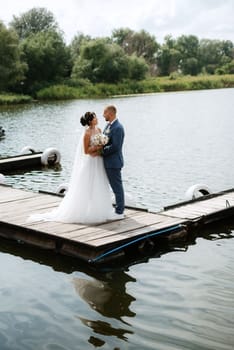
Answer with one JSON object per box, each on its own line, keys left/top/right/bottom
{"left": 84, "top": 128, "right": 91, "bottom": 137}
{"left": 83, "top": 129, "right": 92, "bottom": 144}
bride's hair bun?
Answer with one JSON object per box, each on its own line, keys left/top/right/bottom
{"left": 80, "top": 112, "right": 96, "bottom": 126}
{"left": 80, "top": 115, "right": 87, "bottom": 126}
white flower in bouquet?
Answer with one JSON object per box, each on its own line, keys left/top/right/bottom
{"left": 92, "top": 133, "right": 109, "bottom": 146}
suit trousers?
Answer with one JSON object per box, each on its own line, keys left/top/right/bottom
{"left": 105, "top": 168, "right": 124, "bottom": 214}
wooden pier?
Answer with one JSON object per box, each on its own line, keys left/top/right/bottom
{"left": 0, "top": 152, "right": 43, "bottom": 172}
{"left": 0, "top": 184, "right": 234, "bottom": 265}
{"left": 0, "top": 148, "right": 61, "bottom": 172}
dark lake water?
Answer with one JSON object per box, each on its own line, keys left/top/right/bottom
{"left": 0, "top": 88, "right": 234, "bottom": 349}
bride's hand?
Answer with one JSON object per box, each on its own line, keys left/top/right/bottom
{"left": 91, "top": 151, "right": 101, "bottom": 157}
{"left": 90, "top": 145, "right": 103, "bottom": 157}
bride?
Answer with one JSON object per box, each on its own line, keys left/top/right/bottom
{"left": 29, "top": 112, "right": 114, "bottom": 225}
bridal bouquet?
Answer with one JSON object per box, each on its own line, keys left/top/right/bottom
{"left": 92, "top": 133, "right": 109, "bottom": 146}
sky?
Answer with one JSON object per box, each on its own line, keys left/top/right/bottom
{"left": 1, "top": 0, "right": 234, "bottom": 44}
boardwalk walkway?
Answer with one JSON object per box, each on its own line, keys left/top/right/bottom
{"left": 0, "top": 184, "right": 234, "bottom": 264}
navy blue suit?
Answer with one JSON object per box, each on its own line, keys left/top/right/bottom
{"left": 103, "top": 119, "right": 125, "bottom": 214}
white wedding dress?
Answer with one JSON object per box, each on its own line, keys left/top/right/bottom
{"left": 29, "top": 131, "right": 114, "bottom": 225}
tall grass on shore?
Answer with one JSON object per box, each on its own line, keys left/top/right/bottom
{"left": 157, "top": 74, "right": 234, "bottom": 91}
{"left": 0, "top": 93, "right": 32, "bottom": 105}
{"left": 36, "top": 74, "right": 234, "bottom": 100}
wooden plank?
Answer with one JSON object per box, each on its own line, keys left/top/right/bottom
{"left": 0, "top": 206, "right": 59, "bottom": 225}
{"left": 0, "top": 153, "right": 42, "bottom": 164}
{"left": 18, "top": 212, "right": 184, "bottom": 248}
{"left": 61, "top": 211, "right": 165, "bottom": 240}
{"left": 200, "top": 196, "right": 234, "bottom": 206}
{"left": 25, "top": 220, "right": 86, "bottom": 235}
{"left": 0, "top": 195, "right": 61, "bottom": 210}
{"left": 0, "top": 187, "right": 37, "bottom": 203}
{"left": 0, "top": 154, "right": 42, "bottom": 172}
{"left": 0, "top": 205, "right": 139, "bottom": 231}
{"left": 65, "top": 213, "right": 180, "bottom": 245}
{"left": 163, "top": 190, "right": 234, "bottom": 211}
{"left": 0, "top": 198, "right": 61, "bottom": 220}
{"left": 88, "top": 218, "right": 186, "bottom": 247}
{"left": 192, "top": 197, "right": 228, "bottom": 206}
{"left": 21, "top": 211, "right": 156, "bottom": 241}
{"left": 189, "top": 197, "right": 233, "bottom": 211}
{"left": 161, "top": 195, "right": 234, "bottom": 219}
{"left": 161, "top": 209, "right": 206, "bottom": 219}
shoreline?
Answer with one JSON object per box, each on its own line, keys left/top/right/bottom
{"left": 1, "top": 74, "right": 234, "bottom": 105}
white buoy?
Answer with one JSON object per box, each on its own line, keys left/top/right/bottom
{"left": 56, "top": 183, "right": 69, "bottom": 195}
{"left": 0, "top": 127, "right": 5, "bottom": 137}
{"left": 185, "top": 184, "right": 212, "bottom": 200}
{"left": 0, "top": 173, "right": 6, "bottom": 184}
{"left": 20, "top": 146, "right": 36, "bottom": 154}
{"left": 41, "top": 148, "right": 61, "bottom": 165}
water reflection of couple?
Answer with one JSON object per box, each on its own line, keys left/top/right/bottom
{"left": 30, "top": 105, "right": 125, "bottom": 224}
{"left": 73, "top": 271, "right": 136, "bottom": 343}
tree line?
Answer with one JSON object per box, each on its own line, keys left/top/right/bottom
{"left": 1, "top": 7, "right": 234, "bottom": 96}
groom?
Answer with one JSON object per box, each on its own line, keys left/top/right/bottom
{"left": 102, "top": 105, "right": 125, "bottom": 220}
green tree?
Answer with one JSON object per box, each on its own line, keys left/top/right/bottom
{"left": 69, "top": 32, "right": 92, "bottom": 61}
{"left": 216, "top": 59, "right": 234, "bottom": 74}
{"left": 199, "top": 39, "right": 233, "bottom": 74}
{"left": 128, "top": 54, "right": 149, "bottom": 80}
{"left": 112, "top": 28, "right": 159, "bottom": 72}
{"left": 72, "top": 39, "right": 129, "bottom": 83}
{"left": 221, "top": 40, "right": 234, "bottom": 58}
{"left": 181, "top": 57, "right": 199, "bottom": 75}
{"left": 176, "top": 35, "right": 200, "bottom": 75}
{"left": 112, "top": 28, "right": 134, "bottom": 53}
{"left": 226, "top": 60, "right": 234, "bottom": 73}
{"left": 0, "top": 21, "right": 27, "bottom": 91}
{"left": 156, "top": 35, "right": 181, "bottom": 76}
{"left": 10, "top": 7, "right": 58, "bottom": 40}
{"left": 20, "top": 30, "right": 70, "bottom": 93}
{"left": 72, "top": 38, "right": 148, "bottom": 83}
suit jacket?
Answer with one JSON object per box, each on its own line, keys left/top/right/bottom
{"left": 103, "top": 119, "right": 124, "bottom": 169}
